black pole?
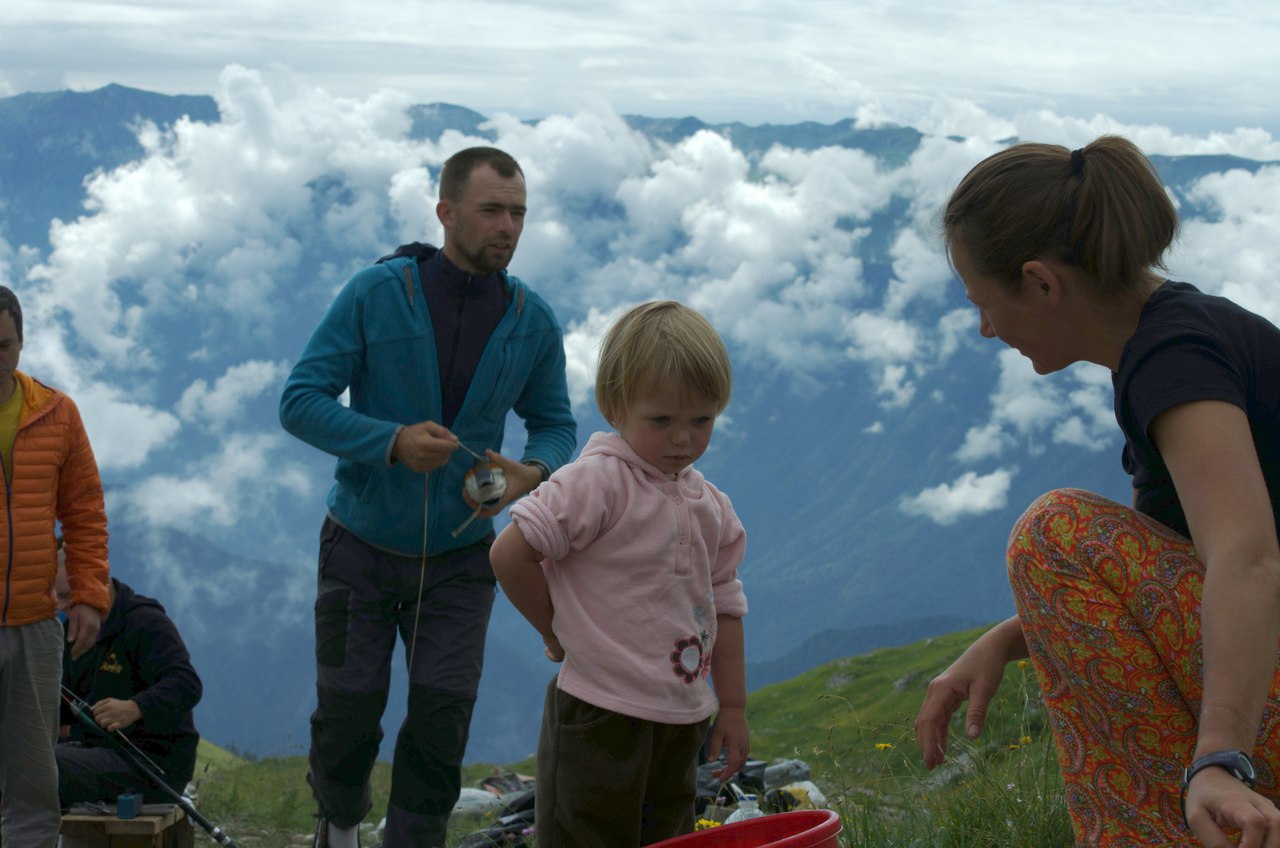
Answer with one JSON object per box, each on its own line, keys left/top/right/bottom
{"left": 60, "top": 686, "right": 241, "bottom": 847}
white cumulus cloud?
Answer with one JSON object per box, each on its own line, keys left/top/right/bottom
{"left": 900, "top": 468, "right": 1015, "bottom": 525}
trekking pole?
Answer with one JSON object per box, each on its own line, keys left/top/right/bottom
{"left": 60, "top": 686, "right": 242, "bottom": 847}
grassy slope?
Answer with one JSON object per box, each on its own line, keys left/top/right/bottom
{"left": 188, "top": 623, "right": 1070, "bottom": 845}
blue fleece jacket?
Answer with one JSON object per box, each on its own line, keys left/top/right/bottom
{"left": 280, "top": 255, "right": 577, "bottom": 556}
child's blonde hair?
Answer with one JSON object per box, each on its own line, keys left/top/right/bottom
{"left": 595, "top": 301, "right": 733, "bottom": 424}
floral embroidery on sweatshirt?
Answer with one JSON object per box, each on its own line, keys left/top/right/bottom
{"left": 670, "top": 613, "right": 714, "bottom": 684}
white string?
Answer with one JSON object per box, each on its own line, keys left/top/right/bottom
{"left": 407, "top": 471, "right": 429, "bottom": 675}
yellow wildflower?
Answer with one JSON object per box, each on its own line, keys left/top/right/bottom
{"left": 875, "top": 743, "right": 894, "bottom": 751}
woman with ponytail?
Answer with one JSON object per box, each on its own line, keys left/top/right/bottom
{"left": 914, "top": 136, "right": 1280, "bottom": 847}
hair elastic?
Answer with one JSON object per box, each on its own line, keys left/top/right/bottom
{"left": 1070, "top": 148, "right": 1086, "bottom": 177}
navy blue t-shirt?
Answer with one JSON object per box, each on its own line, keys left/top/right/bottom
{"left": 1113, "top": 281, "right": 1280, "bottom": 540}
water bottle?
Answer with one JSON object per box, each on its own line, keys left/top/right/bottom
{"left": 724, "top": 793, "right": 765, "bottom": 823}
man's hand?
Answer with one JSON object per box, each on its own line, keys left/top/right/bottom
{"left": 463, "top": 451, "right": 544, "bottom": 517}
{"left": 65, "top": 604, "right": 102, "bottom": 660}
{"left": 90, "top": 698, "right": 143, "bottom": 733}
{"left": 392, "top": 421, "right": 459, "bottom": 473}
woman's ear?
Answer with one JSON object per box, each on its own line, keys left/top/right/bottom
{"left": 1021, "top": 259, "right": 1064, "bottom": 305}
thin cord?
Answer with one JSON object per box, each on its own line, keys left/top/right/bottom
{"left": 407, "top": 472, "right": 429, "bottom": 676}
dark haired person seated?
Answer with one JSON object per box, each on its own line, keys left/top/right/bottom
{"left": 55, "top": 543, "right": 203, "bottom": 805}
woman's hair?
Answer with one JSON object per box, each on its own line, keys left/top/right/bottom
{"left": 944, "top": 135, "right": 1178, "bottom": 294}
{"left": 595, "top": 301, "right": 733, "bottom": 424}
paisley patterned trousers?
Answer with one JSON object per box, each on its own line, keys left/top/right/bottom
{"left": 1008, "top": 488, "right": 1280, "bottom": 846}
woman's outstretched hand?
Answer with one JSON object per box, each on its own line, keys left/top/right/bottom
{"left": 915, "top": 615, "right": 1028, "bottom": 769}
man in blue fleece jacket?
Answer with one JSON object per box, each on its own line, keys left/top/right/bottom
{"left": 280, "top": 146, "right": 576, "bottom": 848}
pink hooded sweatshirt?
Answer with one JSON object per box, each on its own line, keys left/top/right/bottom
{"left": 509, "top": 431, "right": 747, "bottom": 724}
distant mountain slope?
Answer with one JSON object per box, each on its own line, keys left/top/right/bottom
{"left": 0, "top": 84, "right": 219, "bottom": 250}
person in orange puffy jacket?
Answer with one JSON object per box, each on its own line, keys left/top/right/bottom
{"left": 0, "top": 285, "right": 110, "bottom": 848}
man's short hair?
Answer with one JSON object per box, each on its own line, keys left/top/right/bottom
{"left": 0, "top": 286, "right": 23, "bottom": 341}
{"left": 439, "top": 147, "right": 524, "bottom": 202}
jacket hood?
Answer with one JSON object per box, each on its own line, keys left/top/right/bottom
{"left": 15, "top": 370, "right": 60, "bottom": 426}
{"left": 98, "top": 579, "right": 166, "bottom": 643}
{"left": 579, "top": 432, "right": 705, "bottom": 489}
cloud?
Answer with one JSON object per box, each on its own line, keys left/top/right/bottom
{"left": 956, "top": 423, "right": 1012, "bottom": 464}
{"left": 1171, "top": 165, "right": 1280, "bottom": 325}
{"left": 70, "top": 384, "right": 183, "bottom": 472}
{"left": 9, "top": 1, "right": 1278, "bottom": 136}
{"left": 113, "top": 432, "right": 312, "bottom": 532}
{"left": 956, "top": 350, "right": 1118, "bottom": 462}
{"left": 900, "top": 468, "right": 1015, "bottom": 525}
{"left": 24, "top": 65, "right": 435, "bottom": 367}
{"left": 562, "top": 305, "right": 629, "bottom": 412}
{"left": 177, "top": 359, "right": 291, "bottom": 432}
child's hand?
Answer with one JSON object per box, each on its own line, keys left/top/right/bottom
{"left": 543, "top": 633, "right": 565, "bottom": 662}
{"left": 706, "top": 705, "right": 749, "bottom": 780}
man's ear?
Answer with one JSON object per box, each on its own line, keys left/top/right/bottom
{"left": 1021, "top": 259, "right": 1064, "bottom": 305}
{"left": 435, "top": 199, "right": 453, "bottom": 230}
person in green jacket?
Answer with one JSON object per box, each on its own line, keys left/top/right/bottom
{"left": 280, "top": 146, "right": 576, "bottom": 848}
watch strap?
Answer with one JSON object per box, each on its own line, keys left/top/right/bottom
{"left": 522, "top": 459, "right": 551, "bottom": 484}
{"left": 1180, "top": 750, "right": 1257, "bottom": 828}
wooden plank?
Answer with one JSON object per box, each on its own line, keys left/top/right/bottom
{"left": 61, "top": 806, "right": 188, "bottom": 848}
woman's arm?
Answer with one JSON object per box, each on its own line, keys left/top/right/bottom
{"left": 1152, "top": 399, "right": 1280, "bottom": 847}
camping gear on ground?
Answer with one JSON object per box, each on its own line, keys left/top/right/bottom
{"left": 456, "top": 786, "right": 536, "bottom": 848}
{"left": 722, "top": 794, "right": 765, "bottom": 823}
{"left": 766, "top": 780, "right": 826, "bottom": 812}
{"left": 696, "top": 758, "right": 766, "bottom": 813}
{"left": 644, "top": 809, "right": 842, "bottom": 847}
{"left": 763, "top": 759, "right": 810, "bottom": 787}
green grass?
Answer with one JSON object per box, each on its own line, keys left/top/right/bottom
{"left": 187, "top": 624, "right": 1073, "bottom": 847}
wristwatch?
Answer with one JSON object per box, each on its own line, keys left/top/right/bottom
{"left": 522, "top": 459, "right": 551, "bottom": 484}
{"left": 1180, "top": 750, "right": 1256, "bottom": 827}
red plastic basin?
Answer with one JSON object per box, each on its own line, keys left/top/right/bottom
{"left": 644, "top": 810, "right": 842, "bottom": 847}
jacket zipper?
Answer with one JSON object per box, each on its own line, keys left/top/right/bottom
{"left": 1, "top": 451, "right": 11, "bottom": 624}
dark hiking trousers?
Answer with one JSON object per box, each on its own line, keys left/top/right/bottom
{"left": 534, "top": 678, "right": 708, "bottom": 848}
{"left": 57, "top": 743, "right": 193, "bottom": 805}
{"left": 307, "top": 518, "right": 496, "bottom": 848}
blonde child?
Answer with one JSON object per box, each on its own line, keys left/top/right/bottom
{"left": 490, "top": 300, "right": 748, "bottom": 847}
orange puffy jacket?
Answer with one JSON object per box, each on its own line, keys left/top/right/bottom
{"left": 1, "top": 371, "right": 109, "bottom": 626}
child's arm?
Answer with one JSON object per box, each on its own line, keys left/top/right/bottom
{"left": 706, "top": 613, "right": 748, "bottom": 780}
{"left": 490, "top": 521, "right": 565, "bottom": 661}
